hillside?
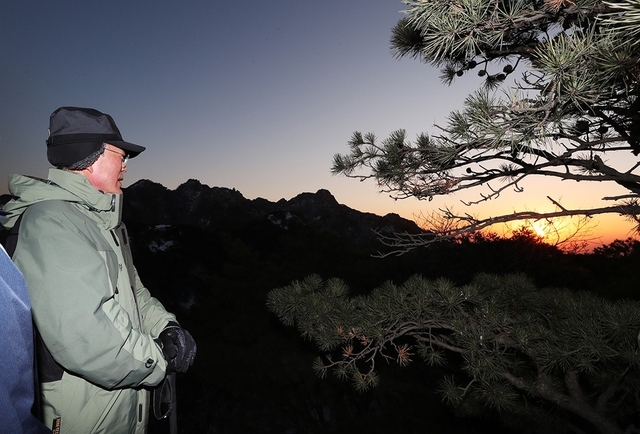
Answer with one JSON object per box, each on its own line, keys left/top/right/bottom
{"left": 122, "top": 179, "right": 639, "bottom": 434}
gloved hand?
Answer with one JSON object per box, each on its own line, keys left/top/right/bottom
{"left": 157, "top": 326, "right": 197, "bottom": 373}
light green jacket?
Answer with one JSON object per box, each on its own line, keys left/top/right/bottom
{"left": 2, "top": 169, "right": 175, "bottom": 434}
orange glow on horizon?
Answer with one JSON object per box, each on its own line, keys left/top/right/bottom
{"left": 486, "top": 215, "right": 638, "bottom": 252}
{"left": 359, "top": 196, "right": 639, "bottom": 252}
{"left": 353, "top": 187, "right": 640, "bottom": 251}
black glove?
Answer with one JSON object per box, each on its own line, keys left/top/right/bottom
{"left": 157, "top": 326, "right": 197, "bottom": 373}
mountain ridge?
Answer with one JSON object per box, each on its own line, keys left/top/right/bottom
{"left": 122, "top": 178, "right": 424, "bottom": 249}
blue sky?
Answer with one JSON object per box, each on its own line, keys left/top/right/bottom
{"left": 1, "top": 1, "right": 634, "bottom": 245}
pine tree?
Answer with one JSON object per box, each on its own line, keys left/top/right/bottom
{"left": 267, "top": 273, "right": 640, "bottom": 434}
{"left": 332, "top": 0, "right": 640, "bottom": 253}
{"left": 268, "top": 3, "right": 640, "bottom": 431}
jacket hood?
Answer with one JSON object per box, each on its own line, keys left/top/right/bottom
{"left": 2, "top": 168, "right": 122, "bottom": 230}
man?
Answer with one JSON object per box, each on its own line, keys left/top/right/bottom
{"left": 0, "top": 243, "right": 51, "bottom": 434}
{"left": 0, "top": 107, "right": 196, "bottom": 433}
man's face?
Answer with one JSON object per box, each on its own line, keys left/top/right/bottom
{"left": 84, "top": 144, "right": 128, "bottom": 194}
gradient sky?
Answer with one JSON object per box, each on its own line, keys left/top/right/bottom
{"left": 1, "top": 1, "right": 635, "bottom": 247}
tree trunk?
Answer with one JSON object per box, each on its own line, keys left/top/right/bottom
{"left": 534, "top": 373, "right": 623, "bottom": 434}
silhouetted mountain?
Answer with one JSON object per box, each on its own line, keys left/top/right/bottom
{"left": 123, "top": 178, "right": 424, "bottom": 250}
{"left": 122, "top": 179, "right": 639, "bottom": 434}
{"left": 125, "top": 179, "right": 482, "bottom": 434}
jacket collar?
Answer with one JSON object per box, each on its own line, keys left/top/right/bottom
{"left": 47, "top": 169, "right": 122, "bottom": 230}
{"left": 3, "top": 169, "right": 122, "bottom": 231}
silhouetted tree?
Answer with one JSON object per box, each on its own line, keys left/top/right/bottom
{"left": 332, "top": 0, "right": 640, "bottom": 253}
{"left": 592, "top": 237, "right": 640, "bottom": 258}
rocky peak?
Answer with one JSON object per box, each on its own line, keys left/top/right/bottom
{"left": 123, "top": 179, "right": 423, "bottom": 249}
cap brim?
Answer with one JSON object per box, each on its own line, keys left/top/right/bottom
{"left": 107, "top": 141, "right": 146, "bottom": 158}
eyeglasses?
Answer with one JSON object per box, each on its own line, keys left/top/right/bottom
{"left": 105, "top": 148, "right": 129, "bottom": 166}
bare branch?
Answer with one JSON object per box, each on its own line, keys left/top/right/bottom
{"left": 374, "top": 201, "right": 640, "bottom": 256}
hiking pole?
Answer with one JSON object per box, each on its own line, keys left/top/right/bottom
{"left": 168, "top": 372, "right": 177, "bottom": 434}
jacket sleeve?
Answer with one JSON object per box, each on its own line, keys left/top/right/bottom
{"left": 13, "top": 203, "right": 168, "bottom": 390}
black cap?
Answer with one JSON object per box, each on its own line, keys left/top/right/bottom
{"left": 46, "top": 106, "right": 146, "bottom": 167}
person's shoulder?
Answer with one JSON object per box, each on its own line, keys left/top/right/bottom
{"left": 27, "top": 199, "right": 72, "bottom": 213}
{"left": 24, "top": 200, "right": 78, "bottom": 222}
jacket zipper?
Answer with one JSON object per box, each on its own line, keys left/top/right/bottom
{"left": 110, "top": 228, "right": 143, "bottom": 325}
